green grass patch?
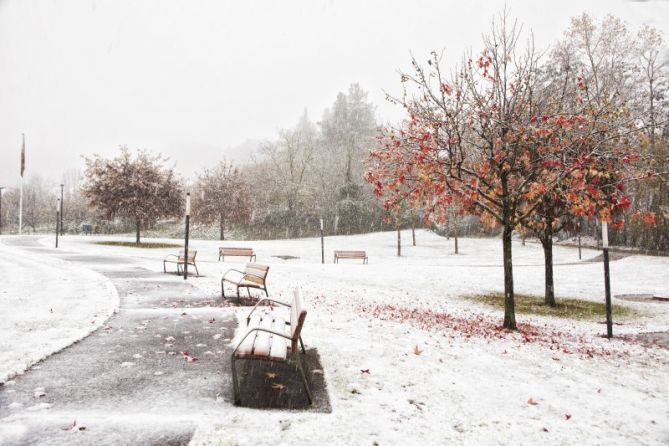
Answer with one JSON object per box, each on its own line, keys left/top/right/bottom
{"left": 467, "top": 293, "right": 638, "bottom": 321}
{"left": 93, "top": 241, "right": 182, "bottom": 249}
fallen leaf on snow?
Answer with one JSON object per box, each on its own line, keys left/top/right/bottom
{"left": 182, "top": 351, "right": 198, "bottom": 362}
{"left": 565, "top": 414, "right": 572, "bottom": 421}
{"left": 527, "top": 398, "right": 539, "bottom": 406}
{"left": 413, "top": 345, "right": 423, "bottom": 355}
{"left": 360, "top": 369, "right": 370, "bottom": 374}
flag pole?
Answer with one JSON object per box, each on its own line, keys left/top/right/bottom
{"left": 19, "top": 133, "right": 25, "bottom": 235}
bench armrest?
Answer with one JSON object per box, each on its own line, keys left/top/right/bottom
{"left": 222, "top": 268, "right": 245, "bottom": 281}
{"left": 246, "top": 298, "right": 290, "bottom": 323}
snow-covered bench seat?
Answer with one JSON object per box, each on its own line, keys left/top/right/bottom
{"left": 231, "top": 287, "right": 312, "bottom": 405}
{"left": 219, "top": 247, "right": 256, "bottom": 262}
{"left": 163, "top": 250, "right": 199, "bottom": 276}
{"left": 221, "top": 263, "right": 269, "bottom": 300}
{"left": 334, "top": 250, "right": 368, "bottom": 264}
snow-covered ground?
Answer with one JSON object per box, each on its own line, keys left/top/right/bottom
{"left": 5, "top": 230, "right": 669, "bottom": 444}
{"left": 0, "top": 237, "right": 118, "bottom": 384}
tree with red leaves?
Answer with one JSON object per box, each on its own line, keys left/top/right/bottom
{"left": 365, "top": 12, "right": 643, "bottom": 329}
{"left": 82, "top": 147, "right": 183, "bottom": 244}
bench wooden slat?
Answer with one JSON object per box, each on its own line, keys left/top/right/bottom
{"left": 269, "top": 316, "right": 288, "bottom": 361}
{"left": 251, "top": 316, "right": 274, "bottom": 358}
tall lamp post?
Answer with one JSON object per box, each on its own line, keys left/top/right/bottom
{"left": 320, "top": 218, "right": 324, "bottom": 264}
{"left": 602, "top": 221, "right": 613, "bottom": 338}
{"left": 183, "top": 192, "right": 191, "bottom": 280}
{"left": 60, "top": 184, "right": 64, "bottom": 236}
{"left": 0, "top": 187, "right": 4, "bottom": 235}
{"left": 55, "top": 198, "right": 60, "bottom": 248}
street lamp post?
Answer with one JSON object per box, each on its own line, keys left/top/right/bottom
{"left": 320, "top": 218, "right": 324, "bottom": 264}
{"left": 602, "top": 221, "right": 613, "bottom": 338}
{"left": 60, "top": 184, "right": 64, "bottom": 236}
{"left": 55, "top": 198, "right": 60, "bottom": 248}
{"left": 0, "top": 187, "right": 4, "bottom": 235}
{"left": 183, "top": 192, "right": 191, "bottom": 280}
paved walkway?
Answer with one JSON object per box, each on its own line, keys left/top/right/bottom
{"left": 0, "top": 237, "right": 328, "bottom": 446}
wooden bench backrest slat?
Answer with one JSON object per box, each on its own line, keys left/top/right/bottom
{"left": 242, "top": 263, "right": 269, "bottom": 285}
{"left": 177, "top": 250, "right": 197, "bottom": 263}
{"left": 335, "top": 250, "right": 366, "bottom": 257}
{"left": 220, "top": 247, "right": 254, "bottom": 255}
{"left": 290, "top": 287, "right": 307, "bottom": 353}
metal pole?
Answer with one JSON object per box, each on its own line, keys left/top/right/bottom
{"left": 60, "top": 184, "right": 64, "bottom": 236}
{"left": 184, "top": 193, "right": 190, "bottom": 280}
{"left": 0, "top": 187, "right": 4, "bottom": 235}
{"left": 55, "top": 199, "right": 60, "bottom": 248}
{"left": 602, "top": 221, "right": 612, "bottom": 338}
{"left": 320, "top": 218, "right": 324, "bottom": 264}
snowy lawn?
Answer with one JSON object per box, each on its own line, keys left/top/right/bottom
{"left": 15, "top": 230, "right": 669, "bottom": 444}
{"left": 0, "top": 237, "right": 118, "bottom": 384}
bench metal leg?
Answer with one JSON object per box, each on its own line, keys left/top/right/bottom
{"left": 163, "top": 261, "right": 167, "bottom": 273}
{"left": 295, "top": 353, "right": 312, "bottom": 404}
{"left": 231, "top": 355, "right": 241, "bottom": 405}
{"left": 194, "top": 263, "right": 199, "bottom": 276}
{"left": 221, "top": 280, "right": 226, "bottom": 298}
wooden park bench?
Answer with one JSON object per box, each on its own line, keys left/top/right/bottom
{"left": 334, "top": 250, "right": 368, "bottom": 264}
{"left": 219, "top": 247, "right": 256, "bottom": 262}
{"left": 221, "top": 263, "right": 269, "bottom": 300}
{"left": 163, "top": 250, "right": 199, "bottom": 276}
{"left": 231, "top": 287, "right": 312, "bottom": 405}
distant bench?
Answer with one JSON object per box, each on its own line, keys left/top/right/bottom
{"left": 334, "top": 250, "right": 368, "bottom": 264}
{"left": 219, "top": 247, "right": 256, "bottom": 262}
{"left": 222, "top": 263, "right": 269, "bottom": 300}
{"left": 163, "top": 250, "right": 199, "bottom": 276}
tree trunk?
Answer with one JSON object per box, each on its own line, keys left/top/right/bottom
{"left": 220, "top": 213, "right": 225, "bottom": 241}
{"left": 453, "top": 212, "right": 459, "bottom": 254}
{"left": 502, "top": 222, "right": 516, "bottom": 329}
{"left": 542, "top": 222, "right": 556, "bottom": 307}
{"left": 135, "top": 219, "right": 141, "bottom": 245}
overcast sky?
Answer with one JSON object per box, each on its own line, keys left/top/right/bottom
{"left": 1, "top": 0, "right": 668, "bottom": 186}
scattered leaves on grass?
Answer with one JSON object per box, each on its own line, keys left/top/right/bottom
{"left": 271, "top": 383, "right": 285, "bottom": 390}
{"left": 181, "top": 351, "right": 198, "bottom": 362}
{"left": 265, "top": 372, "right": 279, "bottom": 379}
{"left": 360, "top": 303, "right": 626, "bottom": 359}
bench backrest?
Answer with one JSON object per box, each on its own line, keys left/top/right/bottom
{"left": 335, "top": 250, "right": 366, "bottom": 257}
{"left": 220, "top": 247, "right": 254, "bottom": 255}
{"left": 242, "top": 263, "right": 269, "bottom": 285}
{"left": 290, "top": 287, "right": 307, "bottom": 353}
{"left": 177, "top": 250, "right": 197, "bottom": 263}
